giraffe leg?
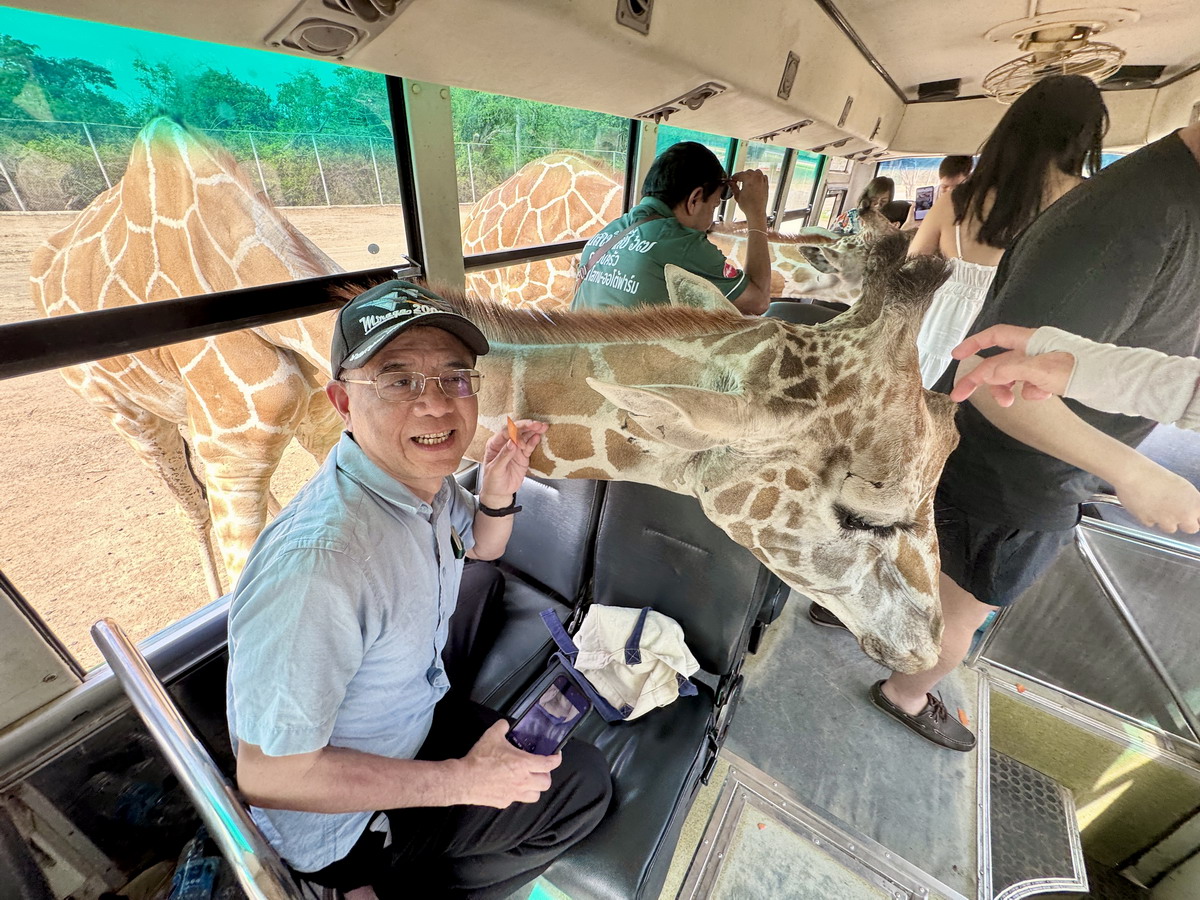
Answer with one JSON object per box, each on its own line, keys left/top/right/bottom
{"left": 267, "top": 493, "right": 283, "bottom": 518}
{"left": 88, "top": 393, "right": 227, "bottom": 598}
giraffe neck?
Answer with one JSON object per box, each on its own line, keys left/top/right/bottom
{"left": 472, "top": 320, "right": 772, "bottom": 490}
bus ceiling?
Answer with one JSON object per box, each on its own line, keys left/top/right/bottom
{"left": 10, "top": 0, "right": 1200, "bottom": 158}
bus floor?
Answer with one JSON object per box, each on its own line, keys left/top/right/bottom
{"left": 641, "top": 591, "right": 1107, "bottom": 900}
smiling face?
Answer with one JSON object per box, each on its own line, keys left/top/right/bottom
{"left": 327, "top": 326, "right": 478, "bottom": 501}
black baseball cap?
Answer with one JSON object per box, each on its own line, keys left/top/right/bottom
{"left": 330, "top": 280, "right": 490, "bottom": 377}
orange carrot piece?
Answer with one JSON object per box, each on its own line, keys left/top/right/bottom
{"left": 1016, "top": 683, "right": 1027, "bottom": 694}
{"left": 957, "top": 708, "right": 969, "bottom": 727}
{"left": 506, "top": 416, "right": 520, "bottom": 444}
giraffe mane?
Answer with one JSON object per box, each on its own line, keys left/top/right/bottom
{"left": 858, "top": 232, "right": 951, "bottom": 316}
{"left": 329, "top": 278, "right": 753, "bottom": 345}
{"left": 709, "top": 221, "right": 838, "bottom": 246}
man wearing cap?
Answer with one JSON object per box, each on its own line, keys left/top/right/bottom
{"left": 570, "top": 141, "right": 772, "bottom": 315}
{"left": 226, "top": 280, "right": 612, "bottom": 897}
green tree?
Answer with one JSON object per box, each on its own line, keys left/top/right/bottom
{"left": 131, "top": 60, "right": 279, "bottom": 131}
{"left": 0, "top": 35, "right": 129, "bottom": 124}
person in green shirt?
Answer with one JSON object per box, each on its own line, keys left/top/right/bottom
{"left": 571, "top": 141, "right": 771, "bottom": 315}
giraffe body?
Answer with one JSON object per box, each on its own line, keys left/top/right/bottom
{"left": 461, "top": 152, "right": 623, "bottom": 310}
{"left": 30, "top": 117, "right": 342, "bottom": 590}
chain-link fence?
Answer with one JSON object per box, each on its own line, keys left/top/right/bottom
{"left": 0, "top": 119, "right": 403, "bottom": 212}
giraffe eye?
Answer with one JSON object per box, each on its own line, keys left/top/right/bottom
{"left": 836, "top": 505, "right": 898, "bottom": 537}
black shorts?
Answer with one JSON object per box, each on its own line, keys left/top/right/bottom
{"left": 935, "top": 492, "right": 1077, "bottom": 607}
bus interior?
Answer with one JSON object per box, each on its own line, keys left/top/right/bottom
{"left": 2, "top": 1, "right": 1200, "bottom": 898}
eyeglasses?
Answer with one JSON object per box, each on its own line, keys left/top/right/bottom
{"left": 720, "top": 178, "right": 735, "bottom": 201}
{"left": 340, "top": 368, "right": 483, "bottom": 402}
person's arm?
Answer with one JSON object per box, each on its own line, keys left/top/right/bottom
{"left": 729, "top": 169, "right": 771, "bottom": 315}
{"left": 951, "top": 325, "right": 1200, "bottom": 431}
{"left": 468, "top": 417, "right": 548, "bottom": 560}
{"left": 955, "top": 354, "right": 1200, "bottom": 534}
{"left": 237, "top": 720, "right": 560, "bottom": 813}
{"left": 906, "top": 192, "right": 951, "bottom": 257}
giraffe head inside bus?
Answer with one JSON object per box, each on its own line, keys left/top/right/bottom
{"left": 430, "top": 235, "right": 958, "bottom": 673}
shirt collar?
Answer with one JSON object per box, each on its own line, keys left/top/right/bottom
{"left": 633, "top": 195, "right": 710, "bottom": 234}
{"left": 334, "top": 432, "right": 451, "bottom": 516}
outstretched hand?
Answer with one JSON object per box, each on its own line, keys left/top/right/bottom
{"left": 478, "top": 417, "right": 548, "bottom": 506}
{"left": 950, "top": 324, "right": 1075, "bottom": 406}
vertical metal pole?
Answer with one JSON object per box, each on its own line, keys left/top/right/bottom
{"left": 0, "top": 154, "right": 26, "bottom": 211}
{"left": 82, "top": 123, "right": 111, "bottom": 189}
{"left": 624, "top": 118, "right": 653, "bottom": 214}
{"left": 247, "top": 132, "right": 270, "bottom": 202}
{"left": 398, "top": 79, "right": 466, "bottom": 289}
{"left": 771, "top": 148, "right": 797, "bottom": 226}
{"left": 311, "top": 134, "right": 331, "bottom": 206}
{"left": 368, "top": 137, "right": 384, "bottom": 205}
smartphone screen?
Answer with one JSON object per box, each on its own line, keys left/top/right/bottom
{"left": 506, "top": 675, "right": 590, "bottom": 755}
{"left": 913, "top": 185, "right": 935, "bottom": 221}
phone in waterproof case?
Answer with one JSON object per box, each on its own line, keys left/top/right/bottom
{"left": 505, "top": 674, "right": 591, "bottom": 755}
{"left": 913, "top": 185, "right": 936, "bottom": 221}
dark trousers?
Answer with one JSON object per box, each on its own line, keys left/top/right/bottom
{"left": 306, "top": 563, "right": 612, "bottom": 899}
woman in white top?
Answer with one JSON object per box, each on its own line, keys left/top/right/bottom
{"left": 909, "top": 74, "right": 1110, "bottom": 388}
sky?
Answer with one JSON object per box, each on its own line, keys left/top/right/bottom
{"left": 0, "top": 6, "right": 341, "bottom": 106}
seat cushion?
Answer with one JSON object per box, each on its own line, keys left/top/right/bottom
{"left": 470, "top": 575, "right": 570, "bottom": 711}
{"left": 545, "top": 685, "right": 716, "bottom": 900}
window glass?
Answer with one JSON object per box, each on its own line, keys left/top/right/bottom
{"left": 0, "top": 8, "right": 408, "bottom": 667}
{"left": 453, "top": 88, "right": 629, "bottom": 267}
{"left": 783, "top": 151, "right": 823, "bottom": 214}
{"left": 654, "top": 124, "right": 732, "bottom": 166}
{"left": 727, "top": 141, "right": 787, "bottom": 224}
{"left": 876, "top": 156, "right": 943, "bottom": 201}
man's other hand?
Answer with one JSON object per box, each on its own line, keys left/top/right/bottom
{"left": 731, "top": 169, "right": 770, "bottom": 219}
{"left": 459, "top": 720, "right": 563, "bottom": 808}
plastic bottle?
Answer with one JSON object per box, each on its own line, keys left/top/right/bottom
{"left": 168, "top": 827, "right": 221, "bottom": 900}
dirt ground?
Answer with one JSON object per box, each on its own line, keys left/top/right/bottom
{"left": 0, "top": 206, "right": 413, "bottom": 670}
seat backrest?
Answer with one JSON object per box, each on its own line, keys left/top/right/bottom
{"left": 589, "top": 482, "right": 772, "bottom": 677}
{"left": 501, "top": 475, "right": 606, "bottom": 603}
{"left": 764, "top": 300, "right": 843, "bottom": 325}
{"left": 90, "top": 619, "right": 301, "bottom": 900}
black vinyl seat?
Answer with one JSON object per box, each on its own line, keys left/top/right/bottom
{"left": 469, "top": 475, "right": 606, "bottom": 710}
{"left": 537, "top": 482, "right": 778, "bottom": 900}
{"left": 764, "top": 299, "right": 845, "bottom": 325}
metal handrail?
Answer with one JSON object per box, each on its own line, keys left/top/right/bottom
{"left": 90, "top": 618, "right": 300, "bottom": 900}
{"left": 974, "top": 494, "right": 1200, "bottom": 739}
{"left": 1074, "top": 531, "right": 1200, "bottom": 742}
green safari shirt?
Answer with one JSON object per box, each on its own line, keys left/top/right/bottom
{"left": 570, "top": 197, "right": 747, "bottom": 311}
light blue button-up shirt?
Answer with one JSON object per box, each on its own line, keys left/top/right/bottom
{"left": 226, "top": 432, "right": 476, "bottom": 872}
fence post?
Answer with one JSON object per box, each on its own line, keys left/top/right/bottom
{"left": 368, "top": 137, "right": 384, "bottom": 205}
{"left": 0, "top": 154, "right": 26, "bottom": 211}
{"left": 247, "top": 131, "right": 271, "bottom": 203}
{"left": 82, "top": 123, "right": 111, "bottom": 189}
{"left": 465, "top": 141, "right": 476, "bottom": 203}
{"left": 311, "top": 135, "right": 331, "bottom": 206}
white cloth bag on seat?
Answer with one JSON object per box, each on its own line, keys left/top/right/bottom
{"left": 570, "top": 606, "right": 701, "bottom": 721}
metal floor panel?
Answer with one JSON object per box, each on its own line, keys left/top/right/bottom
{"left": 680, "top": 753, "right": 965, "bottom": 900}
{"left": 725, "top": 598, "right": 981, "bottom": 899}
{"left": 988, "top": 750, "right": 1087, "bottom": 899}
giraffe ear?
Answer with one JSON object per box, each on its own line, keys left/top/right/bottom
{"left": 664, "top": 264, "right": 739, "bottom": 312}
{"left": 586, "top": 377, "right": 757, "bottom": 451}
